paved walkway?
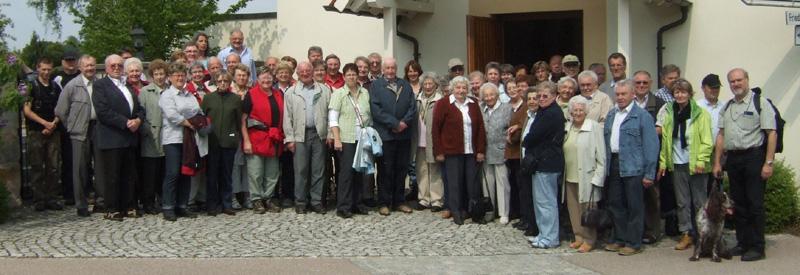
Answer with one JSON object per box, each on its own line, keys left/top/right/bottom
{"left": 1, "top": 207, "right": 798, "bottom": 274}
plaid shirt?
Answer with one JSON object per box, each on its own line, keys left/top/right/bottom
{"left": 654, "top": 87, "right": 674, "bottom": 103}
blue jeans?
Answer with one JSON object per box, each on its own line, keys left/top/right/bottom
{"left": 162, "top": 144, "right": 191, "bottom": 211}
{"left": 532, "top": 171, "right": 561, "bottom": 247}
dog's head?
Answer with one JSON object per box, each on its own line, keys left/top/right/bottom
{"left": 706, "top": 183, "right": 734, "bottom": 221}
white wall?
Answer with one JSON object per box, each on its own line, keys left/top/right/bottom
{"left": 395, "top": 0, "right": 469, "bottom": 76}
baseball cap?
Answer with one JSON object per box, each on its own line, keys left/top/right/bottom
{"left": 62, "top": 49, "right": 80, "bottom": 60}
{"left": 562, "top": 54, "right": 580, "bottom": 65}
{"left": 702, "top": 74, "right": 722, "bottom": 88}
{"left": 448, "top": 58, "right": 464, "bottom": 69}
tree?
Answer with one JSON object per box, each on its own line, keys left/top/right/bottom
{"left": 19, "top": 32, "right": 68, "bottom": 66}
{"left": 0, "top": 3, "right": 11, "bottom": 50}
{"left": 28, "top": 0, "right": 250, "bottom": 60}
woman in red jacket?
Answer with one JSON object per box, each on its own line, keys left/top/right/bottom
{"left": 431, "top": 75, "right": 487, "bottom": 225}
{"left": 241, "top": 67, "right": 284, "bottom": 214}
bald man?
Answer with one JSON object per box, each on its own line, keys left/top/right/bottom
{"left": 217, "top": 29, "right": 256, "bottom": 82}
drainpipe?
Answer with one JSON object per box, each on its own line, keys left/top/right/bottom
{"left": 397, "top": 16, "right": 421, "bottom": 62}
{"left": 656, "top": 4, "right": 690, "bottom": 79}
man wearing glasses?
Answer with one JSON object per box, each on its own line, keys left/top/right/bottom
{"left": 91, "top": 54, "right": 145, "bottom": 221}
{"left": 574, "top": 70, "right": 613, "bottom": 126}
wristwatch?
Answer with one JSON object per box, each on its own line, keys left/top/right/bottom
{"left": 766, "top": 160, "right": 774, "bottom": 166}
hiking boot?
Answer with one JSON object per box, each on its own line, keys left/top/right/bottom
{"left": 675, "top": 233, "right": 693, "bottom": 250}
{"left": 618, "top": 247, "right": 642, "bottom": 256}
{"left": 605, "top": 243, "right": 623, "bottom": 252}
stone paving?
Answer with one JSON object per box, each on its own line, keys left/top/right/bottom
{"left": 0, "top": 206, "right": 576, "bottom": 258}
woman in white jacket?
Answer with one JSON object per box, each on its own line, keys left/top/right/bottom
{"left": 562, "top": 96, "right": 606, "bottom": 253}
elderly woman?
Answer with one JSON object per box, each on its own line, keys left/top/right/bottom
{"left": 188, "top": 63, "right": 210, "bottom": 99}
{"left": 230, "top": 63, "right": 252, "bottom": 209}
{"left": 124, "top": 57, "right": 148, "bottom": 96}
{"left": 432, "top": 76, "right": 487, "bottom": 225}
{"left": 329, "top": 63, "right": 372, "bottom": 218}
{"left": 557, "top": 77, "right": 577, "bottom": 119}
{"left": 523, "top": 81, "right": 566, "bottom": 248}
{"left": 274, "top": 62, "right": 294, "bottom": 93}
{"left": 312, "top": 61, "right": 326, "bottom": 84}
{"left": 411, "top": 72, "right": 444, "bottom": 212}
{"left": 480, "top": 83, "right": 513, "bottom": 224}
{"left": 531, "top": 61, "right": 550, "bottom": 85}
{"left": 507, "top": 87, "right": 540, "bottom": 236}
{"left": 354, "top": 56, "right": 372, "bottom": 89}
{"left": 138, "top": 59, "right": 169, "bottom": 215}
{"left": 657, "top": 78, "right": 713, "bottom": 251}
{"left": 201, "top": 71, "right": 242, "bottom": 216}
{"left": 242, "top": 67, "right": 285, "bottom": 214}
{"left": 562, "top": 96, "right": 606, "bottom": 253}
{"left": 158, "top": 62, "right": 202, "bottom": 221}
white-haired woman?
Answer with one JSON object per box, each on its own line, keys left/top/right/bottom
{"left": 124, "top": 57, "right": 147, "bottom": 96}
{"left": 479, "top": 82, "right": 513, "bottom": 224}
{"left": 557, "top": 77, "right": 577, "bottom": 119}
{"left": 412, "top": 72, "right": 445, "bottom": 211}
{"left": 562, "top": 96, "right": 606, "bottom": 253}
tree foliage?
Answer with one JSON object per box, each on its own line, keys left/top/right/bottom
{"left": 28, "top": 0, "right": 250, "bottom": 60}
{"left": 0, "top": 3, "right": 12, "bottom": 50}
{"left": 19, "top": 32, "right": 79, "bottom": 67}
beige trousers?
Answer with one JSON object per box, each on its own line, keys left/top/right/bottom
{"left": 416, "top": 148, "right": 443, "bottom": 207}
{"left": 565, "top": 181, "right": 597, "bottom": 245}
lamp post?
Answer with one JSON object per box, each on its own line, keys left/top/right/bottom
{"left": 130, "top": 26, "right": 146, "bottom": 59}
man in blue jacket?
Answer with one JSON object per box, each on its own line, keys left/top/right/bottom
{"left": 603, "top": 79, "right": 659, "bottom": 256}
{"left": 369, "top": 57, "right": 418, "bottom": 216}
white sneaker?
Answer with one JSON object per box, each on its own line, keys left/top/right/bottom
{"left": 499, "top": 216, "right": 509, "bottom": 224}
{"left": 527, "top": 236, "right": 539, "bottom": 243}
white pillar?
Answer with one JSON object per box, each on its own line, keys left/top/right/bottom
{"left": 616, "top": 0, "right": 632, "bottom": 73}
{"left": 383, "top": 7, "right": 398, "bottom": 58}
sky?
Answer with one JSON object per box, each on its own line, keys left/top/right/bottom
{"left": 3, "top": 0, "right": 277, "bottom": 50}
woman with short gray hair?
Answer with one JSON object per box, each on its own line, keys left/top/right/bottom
{"left": 557, "top": 77, "right": 577, "bottom": 119}
{"left": 412, "top": 72, "right": 445, "bottom": 212}
{"left": 479, "top": 82, "right": 513, "bottom": 224}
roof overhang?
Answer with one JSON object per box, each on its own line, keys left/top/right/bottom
{"left": 325, "top": 0, "right": 433, "bottom": 19}
{"left": 646, "top": 0, "right": 693, "bottom": 7}
{"left": 741, "top": 0, "right": 800, "bottom": 7}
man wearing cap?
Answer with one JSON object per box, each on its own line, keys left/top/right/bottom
{"left": 448, "top": 58, "right": 465, "bottom": 80}
{"left": 54, "top": 49, "right": 81, "bottom": 206}
{"left": 600, "top": 53, "right": 628, "bottom": 102}
{"left": 562, "top": 54, "right": 581, "bottom": 79}
{"left": 698, "top": 74, "right": 723, "bottom": 140}
{"left": 712, "top": 68, "right": 777, "bottom": 262}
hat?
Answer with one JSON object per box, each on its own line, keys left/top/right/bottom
{"left": 62, "top": 50, "right": 80, "bottom": 60}
{"left": 448, "top": 58, "right": 464, "bottom": 69}
{"left": 562, "top": 54, "right": 580, "bottom": 65}
{"left": 702, "top": 74, "right": 722, "bottom": 88}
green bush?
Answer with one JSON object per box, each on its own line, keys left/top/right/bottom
{"left": 0, "top": 181, "right": 9, "bottom": 224}
{"left": 722, "top": 159, "right": 800, "bottom": 233}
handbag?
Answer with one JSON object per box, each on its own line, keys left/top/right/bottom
{"left": 581, "top": 186, "right": 613, "bottom": 229}
{"left": 519, "top": 150, "right": 538, "bottom": 176}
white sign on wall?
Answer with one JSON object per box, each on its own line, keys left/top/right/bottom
{"left": 788, "top": 11, "right": 800, "bottom": 25}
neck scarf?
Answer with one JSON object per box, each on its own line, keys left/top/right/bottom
{"left": 672, "top": 102, "right": 691, "bottom": 149}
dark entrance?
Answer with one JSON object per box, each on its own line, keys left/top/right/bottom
{"left": 500, "top": 10, "right": 583, "bottom": 70}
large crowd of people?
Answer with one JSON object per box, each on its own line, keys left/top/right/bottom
{"left": 21, "top": 29, "right": 778, "bottom": 261}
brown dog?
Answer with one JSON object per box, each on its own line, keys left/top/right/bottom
{"left": 690, "top": 180, "right": 734, "bottom": 262}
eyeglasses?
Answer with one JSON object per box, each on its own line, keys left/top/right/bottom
{"left": 217, "top": 79, "right": 231, "bottom": 83}
{"left": 635, "top": 81, "right": 649, "bottom": 85}
{"left": 171, "top": 73, "right": 186, "bottom": 78}
{"left": 109, "top": 63, "right": 123, "bottom": 69}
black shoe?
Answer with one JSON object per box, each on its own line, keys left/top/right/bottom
{"left": 409, "top": 201, "right": 428, "bottom": 211}
{"left": 207, "top": 210, "right": 220, "bottom": 217}
{"left": 729, "top": 246, "right": 746, "bottom": 256}
{"left": 34, "top": 202, "right": 46, "bottom": 211}
{"left": 310, "top": 204, "right": 327, "bottom": 215}
{"left": 524, "top": 229, "right": 539, "bottom": 236}
{"left": 336, "top": 210, "right": 354, "bottom": 219}
{"left": 104, "top": 212, "right": 124, "bottom": 222}
{"left": 353, "top": 205, "right": 370, "bottom": 215}
{"left": 453, "top": 214, "right": 465, "bottom": 225}
{"left": 46, "top": 201, "right": 64, "bottom": 210}
{"left": 222, "top": 209, "right": 236, "bottom": 216}
{"left": 92, "top": 204, "right": 106, "bottom": 213}
{"left": 642, "top": 233, "right": 661, "bottom": 244}
{"left": 741, "top": 250, "right": 765, "bottom": 261}
{"left": 176, "top": 209, "right": 197, "bottom": 219}
{"left": 77, "top": 208, "right": 90, "bottom": 217}
{"left": 514, "top": 221, "right": 530, "bottom": 230}
{"left": 295, "top": 205, "right": 307, "bottom": 214}
{"left": 144, "top": 205, "right": 160, "bottom": 215}
{"left": 430, "top": 206, "right": 443, "bottom": 213}
{"left": 265, "top": 199, "right": 282, "bottom": 213}
{"left": 281, "top": 198, "right": 294, "bottom": 208}
{"left": 163, "top": 211, "right": 177, "bottom": 221}
{"left": 253, "top": 200, "right": 267, "bottom": 214}
{"left": 64, "top": 199, "right": 76, "bottom": 206}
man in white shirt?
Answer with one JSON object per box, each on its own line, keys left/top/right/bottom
{"left": 217, "top": 29, "right": 257, "bottom": 82}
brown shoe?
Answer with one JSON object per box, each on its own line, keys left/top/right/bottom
{"left": 569, "top": 240, "right": 584, "bottom": 249}
{"left": 379, "top": 206, "right": 390, "bottom": 216}
{"left": 675, "top": 233, "right": 693, "bottom": 250}
{"left": 397, "top": 204, "right": 413, "bottom": 213}
{"left": 604, "top": 243, "right": 623, "bottom": 252}
{"left": 577, "top": 243, "right": 593, "bottom": 253}
{"left": 618, "top": 247, "right": 642, "bottom": 256}
{"left": 253, "top": 200, "right": 267, "bottom": 214}
{"left": 441, "top": 210, "right": 452, "bottom": 219}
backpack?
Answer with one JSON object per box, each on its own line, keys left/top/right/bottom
{"left": 723, "top": 87, "right": 785, "bottom": 153}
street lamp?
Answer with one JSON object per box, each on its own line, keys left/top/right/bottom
{"left": 130, "top": 26, "right": 146, "bottom": 59}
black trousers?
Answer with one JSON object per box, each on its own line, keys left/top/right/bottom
{"left": 336, "top": 143, "right": 362, "bottom": 212}
{"left": 378, "top": 139, "right": 411, "bottom": 208}
{"left": 207, "top": 146, "right": 236, "bottom": 211}
{"left": 726, "top": 148, "right": 766, "bottom": 253}
{"left": 506, "top": 159, "right": 521, "bottom": 219}
{"left": 139, "top": 156, "right": 164, "bottom": 208}
{"left": 444, "top": 154, "right": 480, "bottom": 218}
{"left": 518, "top": 165, "right": 535, "bottom": 228}
{"left": 60, "top": 130, "right": 74, "bottom": 202}
{"left": 277, "top": 150, "right": 294, "bottom": 201}
{"left": 98, "top": 147, "right": 136, "bottom": 213}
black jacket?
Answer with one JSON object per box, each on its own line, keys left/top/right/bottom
{"left": 92, "top": 76, "right": 145, "bottom": 150}
{"left": 522, "top": 103, "right": 566, "bottom": 173}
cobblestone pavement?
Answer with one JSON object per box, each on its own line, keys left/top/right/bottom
{"left": 0, "top": 206, "right": 577, "bottom": 258}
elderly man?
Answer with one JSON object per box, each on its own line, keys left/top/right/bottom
{"left": 631, "top": 70, "right": 666, "bottom": 244}
{"left": 603, "top": 79, "right": 659, "bottom": 256}
{"left": 574, "top": 70, "right": 613, "bottom": 125}
{"left": 55, "top": 55, "right": 99, "bottom": 217}
{"left": 588, "top": 63, "right": 607, "bottom": 86}
{"left": 370, "top": 57, "right": 418, "bottom": 215}
{"left": 562, "top": 54, "right": 581, "bottom": 79}
{"left": 712, "top": 68, "right": 777, "bottom": 262}
{"left": 225, "top": 53, "right": 241, "bottom": 72}
{"left": 217, "top": 29, "right": 257, "bottom": 82}
{"left": 92, "top": 54, "right": 144, "bottom": 221}
{"left": 324, "top": 54, "right": 344, "bottom": 89}
{"left": 367, "top": 52, "right": 382, "bottom": 81}
{"left": 448, "top": 58, "right": 465, "bottom": 80}
{"left": 548, "top": 54, "right": 564, "bottom": 82}
{"left": 599, "top": 53, "right": 627, "bottom": 101}
{"left": 283, "top": 61, "right": 332, "bottom": 214}
{"left": 205, "top": 57, "right": 224, "bottom": 92}
{"left": 24, "top": 58, "right": 64, "bottom": 212}
{"left": 307, "top": 46, "right": 323, "bottom": 64}
{"left": 655, "top": 64, "right": 680, "bottom": 103}
{"left": 265, "top": 56, "right": 280, "bottom": 74}
{"left": 699, "top": 74, "right": 723, "bottom": 140}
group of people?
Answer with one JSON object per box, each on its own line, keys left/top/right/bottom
{"left": 23, "top": 29, "right": 776, "bottom": 262}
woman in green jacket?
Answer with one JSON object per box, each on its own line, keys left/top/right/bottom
{"left": 657, "top": 78, "right": 713, "bottom": 251}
